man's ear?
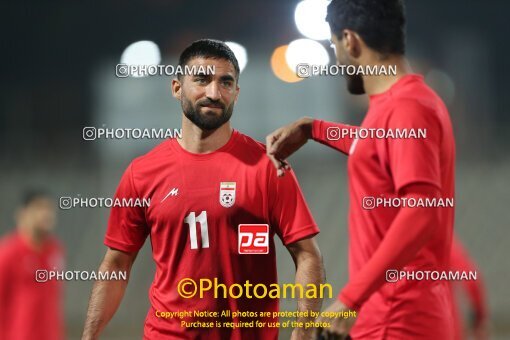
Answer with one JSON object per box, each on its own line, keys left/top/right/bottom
{"left": 342, "top": 29, "right": 362, "bottom": 59}
{"left": 171, "top": 78, "right": 181, "bottom": 100}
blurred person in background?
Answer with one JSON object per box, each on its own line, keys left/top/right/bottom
{"left": 450, "top": 237, "right": 490, "bottom": 340}
{"left": 267, "top": 0, "right": 456, "bottom": 338}
{"left": 0, "top": 190, "right": 65, "bottom": 340}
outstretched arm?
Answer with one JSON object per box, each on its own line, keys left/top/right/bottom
{"left": 266, "top": 117, "right": 359, "bottom": 176}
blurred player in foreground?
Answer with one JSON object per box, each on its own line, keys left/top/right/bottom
{"left": 267, "top": 0, "right": 456, "bottom": 338}
{"left": 450, "top": 237, "right": 489, "bottom": 340}
{"left": 0, "top": 190, "right": 65, "bottom": 340}
{"left": 82, "top": 39, "right": 324, "bottom": 340}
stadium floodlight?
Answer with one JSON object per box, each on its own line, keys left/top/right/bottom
{"left": 120, "top": 40, "right": 161, "bottom": 78}
{"left": 294, "top": 0, "right": 331, "bottom": 41}
{"left": 225, "top": 41, "right": 248, "bottom": 73}
{"left": 285, "top": 38, "right": 330, "bottom": 72}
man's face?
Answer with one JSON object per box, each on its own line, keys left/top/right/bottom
{"left": 20, "top": 197, "right": 57, "bottom": 237}
{"left": 175, "top": 57, "right": 239, "bottom": 131}
{"left": 331, "top": 33, "right": 365, "bottom": 95}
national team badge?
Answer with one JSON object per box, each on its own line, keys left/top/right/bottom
{"left": 219, "top": 182, "right": 236, "bottom": 208}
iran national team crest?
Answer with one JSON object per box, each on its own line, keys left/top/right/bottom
{"left": 219, "top": 182, "right": 236, "bottom": 208}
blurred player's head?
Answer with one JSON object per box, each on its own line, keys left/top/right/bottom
{"left": 16, "top": 190, "right": 56, "bottom": 240}
{"left": 326, "top": 0, "right": 406, "bottom": 94}
{"left": 172, "top": 39, "right": 240, "bottom": 131}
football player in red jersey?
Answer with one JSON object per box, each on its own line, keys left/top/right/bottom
{"left": 267, "top": 0, "right": 456, "bottom": 339}
{"left": 0, "top": 190, "right": 65, "bottom": 340}
{"left": 82, "top": 39, "right": 324, "bottom": 340}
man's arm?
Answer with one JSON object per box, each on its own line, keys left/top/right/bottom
{"left": 286, "top": 237, "right": 324, "bottom": 340}
{"left": 339, "top": 183, "right": 440, "bottom": 310}
{"left": 266, "top": 117, "right": 359, "bottom": 176}
{"left": 82, "top": 248, "right": 138, "bottom": 340}
{"left": 316, "top": 183, "right": 440, "bottom": 338}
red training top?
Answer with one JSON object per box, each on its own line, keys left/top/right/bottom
{"left": 0, "top": 232, "right": 65, "bottom": 340}
{"left": 105, "top": 130, "right": 319, "bottom": 340}
{"left": 312, "top": 74, "right": 456, "bottom": 339}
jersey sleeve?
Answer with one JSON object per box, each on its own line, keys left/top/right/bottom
{"left": 386, "top": 99, "right": 443, "bottom": 192}
{"left": 104, "top": 163, "right": 149, "bottom": 252}
{"left": 312, "top": 119, "right": 359, "bottom": 155}
{"left": 267, "top": 163, "right": 319, "bottom": 245}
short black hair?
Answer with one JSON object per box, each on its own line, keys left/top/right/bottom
{"left": 326, "top": 0, "right": 406, "bottom": 55}
{"left": 178, "top": 39, "right": 240, "bottom": 80}
{"left": 20, "top": 189, "right": 52, "bottom": 207}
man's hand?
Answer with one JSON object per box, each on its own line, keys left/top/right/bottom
{"left": 291, "top": 327, "right": 315, "bottom": 340}
{"left": 266, "top": 117, "right": 314, "bottom": 176}
{"left": 472, "top": 318, "right": 490, "bottom": 340}
{"left": 315, "top": 300, "right": 357, "bottom": 340}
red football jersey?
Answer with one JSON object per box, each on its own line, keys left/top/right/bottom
{"left": 105, "top": 130, "right": 319, "bottom": 340}
{"left": 0, "top": 232, "right": 65, "bottom": 340}
{"left": 312, "top": 75, "right": 456, "bottom": 339}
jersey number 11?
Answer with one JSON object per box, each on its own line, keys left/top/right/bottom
{"left": 184, "top": 211, "right": 209, "bottom": 249}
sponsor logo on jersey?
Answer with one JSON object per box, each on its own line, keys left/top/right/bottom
{"left": 219, "top": 182, "right": 236, "bottom": 208}
{"left": 238, "top": 224, "right": 269, "bottom": 254}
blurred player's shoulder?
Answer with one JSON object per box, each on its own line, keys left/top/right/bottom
{"left": 0, "top": 231, "right": 20, "bottom": 246}
{"left": 0, "top": 232, "right": 23, "bottom": 259}
{"left": 0, "top": 232, "right": 62, "bottom": 253}
{"left": 389, "top": 74, "right": 448, "bottom": 113}
{"left": 47, "top": 235, "right": 65, "bottom": 253}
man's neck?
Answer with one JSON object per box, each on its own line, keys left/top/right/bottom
{"left": 177, "top": 116, "right": 233, "bottom": 154}
{"left": 18, "top": 226, "right": 45, "bottom": 250}
{"left": 361, "top": 55, "right": 412, "bottom": 96}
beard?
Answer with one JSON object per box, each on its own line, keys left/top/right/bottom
{"left": 346, "top": 73, "right": 365, "bottom": 95}
{"left": 338, "top": 53, "right": 366, "bottom": 95}
{"left": 181, "top": 96, "right": 234, "bottom": 131}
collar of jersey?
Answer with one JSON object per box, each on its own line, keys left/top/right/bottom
{"left": 169, "top": 129, "right": 239, "bottom": 160}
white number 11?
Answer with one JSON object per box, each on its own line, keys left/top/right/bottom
{"left": 184, "top": 211, "right": 209, "bottom": 249}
